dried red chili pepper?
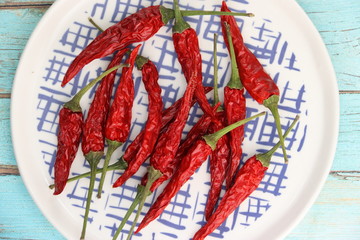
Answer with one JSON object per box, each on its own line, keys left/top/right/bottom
{"left": 53, "top": 64, "right": 125, "bottom": 196}
{"left": 62, "top": 6, "right": 252, "bottom": 86}
{"left": 193, "top": 115, "right": 299, "bottom": 240}
{"left": 172, "top": 6, "right": 216, "bottom": 118}
{"left": 221, "top": 22, "right": 247, "bottom": 189}
{"left": 204, "top": 34, "right": 231, "bottom": 220}
{"left": 81, "top": 48, "right": 128, "bottom": 159}
{"left": 220, "top": 1, "right": 288, "bottom": 163}
{"left": 112, "top": 55, "right": 163, "bottom": 188}
{"left": 134, "top": 112, "right": 266, "bottom": 234}
{"left": 97, "top": 45, "right": 141, "bottom": 198}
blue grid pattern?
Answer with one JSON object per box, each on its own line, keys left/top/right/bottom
{"left": 36, "top": 0, "right": 309, "bottom": 238}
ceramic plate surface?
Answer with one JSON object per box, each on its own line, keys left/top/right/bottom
{"left": 11, "top": 0, "right": 339, "bottom": 239}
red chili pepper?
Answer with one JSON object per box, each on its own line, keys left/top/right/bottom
{"left": 220, "top": 1, "right": 288, "bottom": 163}
{"left": 53, "top": 64, "right": 125, "bottom": 196}
{"left": 81, "top": 48, "right": 128, "bottom": 156}
{"left": 97, "top": 45, "right": 141, "bottom": 198}
{"left": 192, "top": 115, "right": 299, "bottom": 240}
{"left": 221, "top": 22, "right": 247, "bottom": 189}
{"left": 134, "top": 112, "right": 266, "bottom": 234}
{"left": 205, "top": 111, "right": 230, "bottom": 220}
{"left": 62, "top": 6, "right": 252, "bottom": 86}
{"left": 112, "top": 56, "right": 163, "bottom": 188}
{"left": 172, "top": 11, "right": 215, "bottom": 118}
{"left": 204, "top": 34, "right": 231, "bottom": 220}
{"left": 53, "top": 108, "right": 83, "bottom": 195}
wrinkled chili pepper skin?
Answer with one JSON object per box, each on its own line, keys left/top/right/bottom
{"left": 62, "top": 6, "right": 166, "bottom": 86}
{"left": 135, "top": 140, "right": 213, "bottom": 233}
{"left": 141, "top": 112, "right": 213, "bottom": 191}
{"left": 224, "top": 86, "right": 246, "bottom": 188}
{"left": 81, "top": 49, "right": 128, "bottom": 155}
{"left": 193, "top": 156, "right": 267, "bottom": 240}
{"left": 147, "top": 73, "right": 197, "bottom": 192}
{"left": 113, "top": 59, "right": 163, "bottom": 188}
{"left": 173, "top": 28, "right": 215, "bottom": 118}
{"left": 122, "top": 87, "right": 213, "bottom": 164}
{"left": 105, "top": 45, "right": 140, "bottom": 142}
{"left": 204, "top": 112, "right": 230, "bottom": 220}
{"left": 53, "top": 108, "right": 83, "bottom": 195}
{"left": 220, "top": 1, "right": 279, "bottom": 104}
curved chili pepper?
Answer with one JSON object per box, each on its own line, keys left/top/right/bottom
{"left": 134, "top": 112, "right": 266, "bottom": 234}
{"left": 204, "top": 35, "right": 230, "bottom": 220}
{"left": 62, "top": 6, "right": 252, "bottom": 86}
{"left": 113, "top": 56, "right": 163, "bottom": 188}
{"left": 53, "top": 64, "right": 125, "bottom": 195}
{"left": 221, "top": 22, "right": 247, "bottom": 189}
{"left": 220, "top": 1, "right": 288, "bottom": 163}
{"left": 97, "top": 45, "right": 141, "bottom": 198}
{"left": 172, "top": 12, "right": 215, "bottom": 118}
{"left": 193, "top": 115, "right": 299, "bottom": 240}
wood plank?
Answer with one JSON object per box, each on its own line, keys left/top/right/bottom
{"left": 286, "top": 173, "right": 360, "bottom": 239}
{"left": 0, "top": 175, "right": 64, "bottom": 240}
{"left": 0, "top": 99, "right": 15, "bottom": 165}
{"left": 296, "top": 0, "right": 360, "bottom": 91}
{"left": 0, "top": 8, "right": 49, "bottom": 94}
{"left": 0, "top": 164, "right": 19, "bottom": 175}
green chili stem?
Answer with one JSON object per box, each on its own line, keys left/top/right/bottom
{"left": 181, "top": 10, "right": 254, "bottom": 17}
{"left": 224, "top": 22, "right": 243, "bottom": 90}
{"left": 88, "top": 17, "right": 104, "bottom": 32}
{"left": 257, "top": 115, "right": 300, "bottom": 167}
{"left": 126, "top": 166, "right": 162, "bottom": 240}
{"left": 263, "top": 95, "right": 288, "bottom": 163}
{"left": 112, "top": 186, "right": 143, "bottom": 240}
{"left": 97, "top": 140, "right": 123, "bottom": 198}
{"left": 213, "top": 33, "right": 222, "bottom": 109}
{"left": 203, "top": 111, "right": 266, "bottom": 150}
{"left": 49, "top": 158, "right": 127, "bottom": 190}
{"left": 172, "top": 0, "right": 191, "bottom": 33}
{"left": 80, "top": 151, "right": 103, "bottom": 240}
{"left": 64, "top": 64, "right": 127, "bottom": 112}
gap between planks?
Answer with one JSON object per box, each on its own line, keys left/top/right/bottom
{"left": 0, "top": 1, "right": 53, "bottom": 10}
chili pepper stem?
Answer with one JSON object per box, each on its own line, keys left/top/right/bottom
{"left": 224, "top": 22, "right": 243, "bottom": 90}
{"left": 159, "top": 6, "right": 254, "bottom": 24}
{"left": 257, "top": 115, "right": 300, "bottom": 167}
{"left": 49, "top": 158, "right": 127, "bottom": 189}
{"left": 80, "top": 151, "right": 103, "bottom": 240}
{"left": 112, "top": 186, "right": 143, "bottom": 240}
{"left": 64, "top": 64, "right": 126, "bottom": 112}
{"left": 213, "top": 33, "right": 222, "bottom": 111}
{"left": 97, "top": 140, "right": 123, "bottom": 198}
{"left": 88, "top": 17, "right": 104, "bottom": 32}
{"left": 126, "top": 166, "right": 162, "bottom": 240}
{"left": 204, "top": 111, "right": 265, "bottom": 150}
{"left": 263, "top": 95, "right": 288, "bottom": 163}
{"left": 172, "top": 0, "right": 190, "bottom": 33}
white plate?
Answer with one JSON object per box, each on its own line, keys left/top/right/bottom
{"left": 11, "top": 0, "right": 339, "bottom": 239}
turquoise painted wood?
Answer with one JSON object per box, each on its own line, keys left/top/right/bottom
{"left": 1, "top": 0, "right": 359, "bottom": 239}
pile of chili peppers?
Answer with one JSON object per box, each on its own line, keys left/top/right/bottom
{"left": 51, "top": 1, "right": 300, "bottom": 239}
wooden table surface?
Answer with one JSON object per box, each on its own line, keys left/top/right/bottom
{"left": 1, "top": 0, "right": 359, "bottom": 239}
